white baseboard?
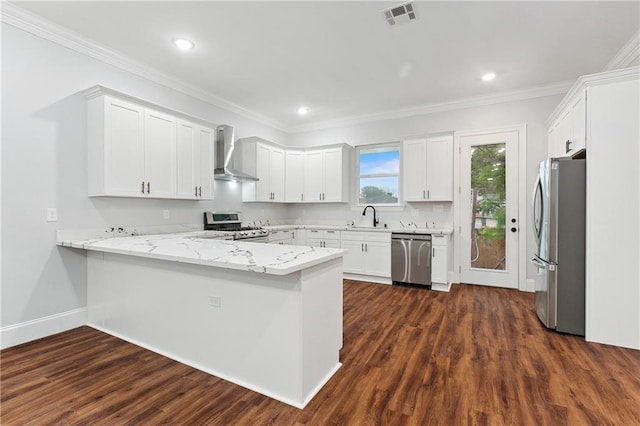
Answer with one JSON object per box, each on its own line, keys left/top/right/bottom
{"left": 1, "top": 308, "right": 87, "bottom": 349}
{"left": 343, "top": 273, "right": 392, "bottom": 285}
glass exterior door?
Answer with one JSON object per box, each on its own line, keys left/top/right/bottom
{"left": 460, "top": 131, "right": 519, "bottom": 288}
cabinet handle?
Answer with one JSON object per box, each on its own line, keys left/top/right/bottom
{"left": 565, "top": 139, "right": 572, "bottom": 153}
{"left": 142, "top": 181, "right": 145, "bottom": 194}
{"left": 365, "top": 243, "right": 368, "bottom": 252}
{"left": 195, "top": 186, "right": 198, "bottom": 196}
{"left": 199, "top": 186, "right": 202, "bottom": 197}
{"left": 147, "top": 182, "right": 150, "bottom": 194}
{"left": 423, "top": 190, "right": 426, "bottom": 199}
{"left": 323, "top": 193, "right": 325, "bottom": 200}
{"left": 427, "top": 190, "right": 430, "bottom": 199}
{"left": 432, "top": 248, "right": 435, "bottom": 258}
{"left": 301, "top": 193, "right": 304, "bottom": 201}
{"left": 361, "top": 243, "right": 364, "bottom": 252}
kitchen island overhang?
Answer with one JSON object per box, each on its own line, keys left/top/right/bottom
{"left": 62, "top": 233, "right": 346, "bottom": 408}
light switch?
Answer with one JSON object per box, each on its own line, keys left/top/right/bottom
{"left": 47, "top": 208, "right": 57, "bottom": 222}
{"left": 163, "top": 210, "right": 170, "bottom": 219}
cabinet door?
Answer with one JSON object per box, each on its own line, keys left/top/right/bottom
{"left": 304, "top": 151, "right": 324, "bottom": 202}
{"left": 144, "top": 109, "right": 176, "bottom": 198}
{"left": 323, "top": 239, "right": 342, "bottom": 249}
{"left": 198, "top": 126, "right": 214, "bottom": 200}
{"left": 403, "top": 139, "right": 427, "bottom": 201}
{"left": 364, "top": 242, "right": 391, "bottom": 277}
{"left": 176, "top": 120, "right": 197, "bottom": 199}
{"left": 255, "top": 144, "right": 272, "bottom": 201}
{"left": 426, "top": 135, "right": 453, "bottom": 201}
{"left": 323, "top": 148, "right": 343, "bottom": 202}
{"left": 341, "top": 240, "right": 365, "bottom": 273}
{"left": 270, "top": 147, "right": 285, "bottom": 202}
{"left": 431, "top": 244, "right": 448, "bottom": 284}
{"left": 285, "top": 151, "right": 305, "bottom": 202}
{"left": 104, "top": 97, "right": 145, "bottom": 196}
{"left": 306, "top": 237, "right": 324, "bottom": 248}
{"left": 570, "top": 95, "right": 586, "bottom": 154}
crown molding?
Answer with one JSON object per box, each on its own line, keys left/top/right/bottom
{"left": 546, "top": 66, "right": 640, "bottom": 127}
{"left": 605, "top": 31, "right": 640, "bottom": 72}
{"left": 0, "top": 2, "right": 288, "bottom": 132}
{"left": 288, "top": 80, "right": 574, "bottom": 133}
{"left": 2, "top": 2, "right": 609, "bottom": 136}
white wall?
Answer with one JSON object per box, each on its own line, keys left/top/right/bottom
{"left": 0, "top": 19, "right": 566, "bottom": 348}
{"left": 287, "top": 95, "right": 564, "bottom": 287}
{"left": 0, "top": 23, "right": 290, "bottom": 344}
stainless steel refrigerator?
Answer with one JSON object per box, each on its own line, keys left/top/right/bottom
{"left": 531, "top": 158, "right": 586, "bottom": 335}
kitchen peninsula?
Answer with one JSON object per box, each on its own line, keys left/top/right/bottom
{"left": 59, "top": 232, "right": 346, "bottom": 408}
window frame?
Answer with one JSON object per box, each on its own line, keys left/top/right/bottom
{"left": 354, "top": 142, "right": 402, "bottom": 207}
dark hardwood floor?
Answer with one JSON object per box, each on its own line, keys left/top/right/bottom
{"left": 2, "top": 281, "right": 640, "bottom": 425}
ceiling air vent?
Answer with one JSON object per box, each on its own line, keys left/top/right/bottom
{"left": 382, "top": 2, "right": 417, "bottom": 26}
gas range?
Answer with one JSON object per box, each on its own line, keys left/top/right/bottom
{"left": 204, "top": 212, "right": 270, "bottom": 241}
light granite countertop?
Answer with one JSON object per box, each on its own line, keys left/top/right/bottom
{"left": 58, "top": 231, "right": 346, "bottom": 276}
{"left": 266, "top": 224, "right": 453, "bottom": 235}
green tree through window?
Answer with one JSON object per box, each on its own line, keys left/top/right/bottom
{"left": 358, "top": 144, "right": 400, "bottom": 205}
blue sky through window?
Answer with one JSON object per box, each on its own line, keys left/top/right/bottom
{"left": 359, "top": 147, "right": 400, "bottom": 203}
{"left": 359, "top": 150, "right": 400, "bottom": 175}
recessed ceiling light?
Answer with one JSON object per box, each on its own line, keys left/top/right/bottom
{"left": 297, "top": 106, "right": 309, "bottom": 116}
{"left": 174, "top": 38, "right": 194, "bottom": 51}
{"left": 482, "top": 72, "right": 496, "bottom": 82}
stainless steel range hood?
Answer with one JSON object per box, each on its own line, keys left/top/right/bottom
{"left": 214, "top": 125, "right": 258, "bottom": 182}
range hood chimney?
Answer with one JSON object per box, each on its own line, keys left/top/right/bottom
{"left": 213, "top": 125, "right": 258, "bottom": 182}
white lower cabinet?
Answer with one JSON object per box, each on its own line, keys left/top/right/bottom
{"left": 340, "top": 231, "right": 391, "bottom": 278}
{"left": 305, "top": 229, "right": 341, "bottom": 248}
{"left": 431, "top": 234, "right": 451, "bottom": 291}
{"left": 267, "top": 230, "right": 296, "bottom": 245}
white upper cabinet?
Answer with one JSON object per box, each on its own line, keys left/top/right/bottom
{"left": 303, "top": 146, "right": 350, "bottom": 203}
{"left": 285, "top": 150, "right": 305, "bottom": 202}
{"left": 548, "top": 92, "right": 586, "bottom": 158}
{"left": 303, "top": 151, "right": 324, "bottom": 202}
{"left": 144, "top": 109, "right": 177, "bottom": 198}
{"left": 242, "top": 141, "right": 285, "bottom": 202}
{"left": 403, "top": 139, "right": 427, "bottom": 201}
{"left": 86, "top": 87, "right": 215, "bottom": 200}
{"left": 91, "top": 96, "right": 145, "bottom": 197}
{"left": 197, "top": 126, "right": 215, "bottom": 199}
{"left": 403, "top": 135, "right": 453, "bottom": 202}
{"left": 176, "top": 120, "right": 215, "bottom": 200}
{"left": 89, "top": 94, "right": 177, "bottom": 198}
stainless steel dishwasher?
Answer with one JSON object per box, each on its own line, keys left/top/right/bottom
{"left": 391, "top": 233, "right": 432, "bottom": 286}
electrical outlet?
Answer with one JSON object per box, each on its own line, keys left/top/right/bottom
{"left": 163, "top": 210, "right": 170, "bottom": 219}
{"left": 47, "top": 208, "right": 57, "bottom": 222}
{"left": 208, "top": 295, "right": 221, "bottom": 308}
{"left": 411, "top": 209, "right": 419, "bottom": 217}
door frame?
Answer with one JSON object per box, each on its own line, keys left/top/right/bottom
{"left": 453, "top": 124, "right": 528, "bottom": 291}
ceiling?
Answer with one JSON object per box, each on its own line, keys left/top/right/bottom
{"left": 10, "top": 1, "right": 640, "bottom": 132}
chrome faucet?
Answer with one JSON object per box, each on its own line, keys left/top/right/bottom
{"left": 362, "top": 205, "right": 379, "bottom": 227}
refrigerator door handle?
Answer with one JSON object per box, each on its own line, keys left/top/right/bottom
{"left": 531, "top": 174, "right": 542, "bottom": 242}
